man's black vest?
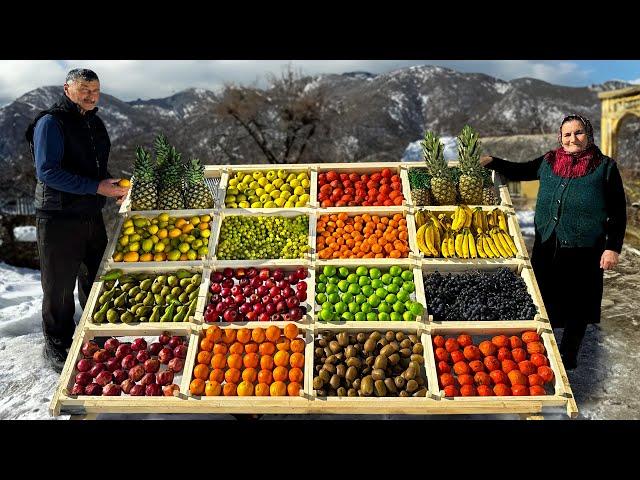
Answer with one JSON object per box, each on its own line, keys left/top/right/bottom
{"left": 25, "top": 94, "right": 111, "bottom": 215}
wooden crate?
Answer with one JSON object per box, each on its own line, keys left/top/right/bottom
{"left": 194, "top": 261, "right": 315, "bottom": 327}
{"left": 409, "top": 206, "right": 526, "bottom": 261}
{"left": 222, "top": 165, "right": 313, "bottom": 209}
{"left": 106, "top": 210, "right": 216, "bottom": 269}
{"left": 314, "top": 208, "right": 415, "bottom": 261}
{"left": 209, "top": 209, "right": 315, "bottom": 264}
{"left": 419, "top": 261, "right": 546, "bottom": 325}
{"left": 313, "top": 259, "right": 427, "bottom": 329}
{"left": 50, "top": 324, "right": 197, "bottom": 416}
{"left": 85, "top": 265, "right": 209, "bottom": 327}
{"left": 315, "top": 162, "right": 411, "bottom": 210}
{"left": 426, "top": 324, "right": 578, "bottom": 418}
{"left": 181, "top": 323, "right": 313, "bottom": 412}
{"left": 119, "top": 167, "right": 224, "bottom": 215}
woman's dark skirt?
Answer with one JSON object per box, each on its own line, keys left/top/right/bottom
{"left": 530, "top": 230, "right": 604, "bottom": 328}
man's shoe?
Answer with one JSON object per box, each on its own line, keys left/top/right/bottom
{"left": 43, "top": 342, "right": 67, "bottom": 374}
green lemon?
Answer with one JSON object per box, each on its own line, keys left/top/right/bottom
{"left": 366, "top": 312, "right": 378, "bottom": 322}
{"left": 387, "top": 283, "right": 400, "bottom": 294}
{"left": 370, "top": 268, "right": 381, "bottom": 280}
{"left": 390, "top": 312, "right": 403, "bottom": 322}
{"left": 409, "top": 302, "right": 424, "bottom": 316}
{"left": 316, "top": 293, "right": 327, "bottom": 304}
{"left": 347, "top": 283, "right": 361, "bottom": 296}
{"left": 328, "top": 276, "right": 339, "bottom": 285}
{"left": 334, "top": 302, "right": 347, "bottom": 315}
{"left": 378, "top": 312, "right": 390, "bottom": 322}
{"left": 375, "top": 288, "right": 387, "bottom": 299}
{"left": 347, "top": 273, "right": 358, "bottom": 284}
{"left": 153, "top": 242, "right": 165, "bottom": 253}
{"left": 326, "top": 284, "right": 338, "bottom": 295}
{"left": 360, "top": 302, "right": 373, "bottom": 314}
{"left": 378, "top": 302, "right": 392, "bottom": 314}
{"left": 355, "top": 312, "right": 366, "bottom": 322}
{"left": 341, "top": 311, "right": 355, "bottom": 322}
{"left": 338, "top": 280, "right": 350, "bottom": 292}
{"left": 355, "top": 294, "right": 367, "bottom": 305}
{"left": 385, "top": 293, "right": 397, "bottom": 305}
{"left": 319, "top": 309, "right": 334, "bottom": 322}
{"left": 348, "top": 302, "right": 360, "bottom": 314}
{"left": 356, "top": 266, "right": 368, "bottom": 276}
{"left": 316, "top": 282, "right": 326, "bottom": 293}
{"left": 393, "top": 301, "right": 406, "bottom": 313}
{"left": 178, "top": 242, "right": 190, "bottom": 253}
{"left": 402, "top": 281, "right": 416, "bottom": 293}
{"left": 396, "top": 290, "right": 410, "bottom": 303}
{"left": 361, "top": 285, "right": 374, "bottom": 297}
{"left": 321, "top": 302, "right": 333, "bottom": 311}
{"left": 371, "top": 279, "right": 383, "bottom": 289}
{"left": 403, "top": 311, "right": 416, "bottom": 322}
{"left": 338, "top": 267, "right": 350, "bottom": 278}
{"left": 323, "top": 266, "right": 336, "bottom": 277}
{"left": 389, "top": 265, "right": 402, "bottom": 277}
{"left": 318, "top": 274, "right": 328, "bottom": 283}
{"left": 167, "top": 250, "right": 181, "bottom": 261}
{"left": 342, "top": 292, "right": 354, "bottom": 304}
{"left": 141, "top": 239, "right": 154, "bottom": 252}
{"left": 401, "top": 270, "right": 413, "bottom": 281}
{"left": 328, "top": 293, "right": 341, "bottom": 304}
{"left": 186, "top": 249, "right": 198, "bottom": 261}
{"left": 381, "top": 273, "right": 393, "bottom": 285}
{"left": 358, "top": 276, "right": 371, "bottom": 287}
{"left": 368, "top": 294, "right": 381, "bottom": 308}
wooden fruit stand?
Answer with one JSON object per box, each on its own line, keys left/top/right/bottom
{"left": 49, "top": 162, "right": 578, "bottom": 419}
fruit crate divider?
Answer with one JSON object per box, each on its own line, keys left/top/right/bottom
{"left": 198, "top": 262, "right": 315, "bottom": 327}
{"left": 419, "top": 330, "right": 441, "bottom": 400}
{"left": 102, "top": 214, "right": 126, "bottom": 267}
{"left": 204, "top": 215, "right": 222, "bottom": 264}
{"left": 426, "top": 324, "right": 575, "bottom": 415}
{"left": 55, "top": 324, "right": 194, "bottom": 415}
{"left": 192, "top": 265, "right": 212, "bottom": 325}
{"left": 313, "top": 259, "right": 427, "bottom": 326}
{"left": 540, "top": 331, "right": 579, "bottom": 418}
{"left": 309, "top": 167, "right": 319, "bottom": 208}
{"left": 180, "top": 329, "right": 203, "bottom": 397}
{"left": 308, "top": 324, "right": 433, "bottom": 406}
{"left": 88, "top": 264, "right": 206, "bottom": 326}
{"left": 399, "top": 166, "right": 413, "bottom": 209}
{"left": 406, "top": 211, "right": 421, "bottom": 261}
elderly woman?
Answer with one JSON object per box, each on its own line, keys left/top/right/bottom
{"left": 480, "top": 114, "right": 627, "bottom": 369}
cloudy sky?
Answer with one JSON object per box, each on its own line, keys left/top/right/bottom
{"left": 1, "top": 60, "right": 639, "bottom": 107}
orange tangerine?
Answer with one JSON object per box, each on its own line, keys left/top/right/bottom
{"left": 209, "top": 368, "right": 224, "bottom": 383}
{"left": 260, "top": 355, "right": 274, "bottom": 371}
{"left": 289, "top": 367, "right": 303, "bottom": 383}
{"left": 251, "top": 328, "right": 266, "bottom": 343}
{"left": 255, "top": 383, "right": 270, "bottom": 396}
{"left": 221, "top": 329, "right": 236, "bottom": 344}
{"left": 200, "top": 338, "right": 214, "bottom": 352}
{"left": 270, "top": 381, "right": 287, "bottom": 396}
{"left": 284, "top": 323, "right": 299, "bottom": 340}
{"left": 197, "top": 351, "right": 212, "bottom": 365}
{"left": 225, "top": 368, "right": 241, "bottom": 384}
{"left": 276, "top": 337, "right": 291, "bottom": 352}
{"left": 290, "top": 339, "right": 305, "bottom": 353}
{"left": 287, "top": 382, "right": 302, "bottom": 396}
{"left": 193, "top": 364, "right": 210, "bottom": 380}
{"left": 258, "top": 369, "right": 273, "bottom": 385}
{"left": 205, "top": 380, "right": 222, "bottom": 396}
{"left": 227, "top": 353, "right": 242, "bottom": 370}
{"left": 243, "top": 352, "right": 259, "bottom": 369}
{"left": 213, "top": 343, "right": 228, "bottom": 355}
{"left": 274, "top": 350, "right": 290, "bottom": 367}
{"left": 289, "top": 352, "right": 304, "bottom": 369}
{"left": 244, "top": 342, "right": 259, "bottom": 354}
{"left": 266, "top": 325, "right": 281, "bottom": 342}
{"left": 273, "top": 366, "right": 288, "bottom": 382}
{"left": 242, "top": 367, "right": 257, "bottom": 383}
{"left": 229, "top": 342, "right": 244, "bottom": 355}
{"left": 236, "top": 328, "right": 251, "bottom": 344}
{"left": 189, "top": 379, "right": 205, "bottom": 396}
{"left": 259, "top": 342, "right": 276, "bottom": 356}
{"left": 223, "top": 383, "right": 237, "bottom": 396}
{"left": 237, "top": 381, "right": 254, "bottom": 397}
{"left": 206, "top": 325, "right": 222, "bottom": 342}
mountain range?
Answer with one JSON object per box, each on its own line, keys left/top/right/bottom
{"left": 1, "top": 65, "right": 638, "bottom": 203}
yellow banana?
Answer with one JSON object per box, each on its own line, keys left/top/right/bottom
{"left": 454, "top": 232, "right": 465, "bottom": 257}
{"left": 447, "top": 230, "right": 456, "bottom": 257}
{"left": 496, "top": 209, "right": 508, "bottom": 233}
{"left": 468, "top": 230, "right": 477, "bottom": 259}
{"left": 450, "top": 208, "right": 459, "bottom": 231}
{"left": 490, "top": 228, "right": 510, "bottom": 258}
{"left": 425, "top": 225, "right": 438, "bottom": 257}
{"left": 475, "top": 233, "right": 487, "bottom": 258}
{"left": 461, "top": 229, "right": 470, "bottom": 258}
{"left": 427, "top": 211, "right": 443, "bottom": 236}
{"left": 481, "top": 210, "right": 489, "bottom": 232}
{"left": 462, "top": 205, "right": 473, "bottom": 228}
{"left": 432, "top": 222, "right": 441, "bottom": 256}
{"left": 415, "top": 224, "right": 430, "bottom": 256}
{"left": 454, "top": 207, "right": 466, "bottom": 231}
{"left": 496, "top": 229, "right": 513, "bottom": 257}
{"left": 441, "top": 235, "right": 449, "bottom": 258}
{"left": 416, "top": 210, "right": 426, "bottom": 228}
{"left": 471, "top": 207, "right": 481, "bottom": 233}
{"left": 500, "top": 229, "right": 519, "bottom": 256}
{"left": 484, "top": 233, "right": 500, "bottom": 258}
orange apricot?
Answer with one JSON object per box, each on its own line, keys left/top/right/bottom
{"left": 258, "top": 369, "right": 273, "bottom": 385}
{"left": 265, "top": 325, "right": 281, "bottom": 342}
{"left": 284, "top": 323, "right": 299, "bottom": 340}
{"left": 289, "top": 352, "right": 305, "bottom": 369}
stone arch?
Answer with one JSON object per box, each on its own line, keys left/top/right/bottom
{"left": 598, "top": 86, "right": 640, "bottom": 158}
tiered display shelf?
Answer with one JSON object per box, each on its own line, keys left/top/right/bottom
{"left": 50, "top": 162, "right": 577, "bottom": 419}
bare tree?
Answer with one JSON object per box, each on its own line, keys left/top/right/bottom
{"left": 215, "top": 64, "right": 330, "bottom": 164}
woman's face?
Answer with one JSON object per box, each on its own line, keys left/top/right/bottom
{"left": 561, "top": 119, "right": 589, "bottom": 153}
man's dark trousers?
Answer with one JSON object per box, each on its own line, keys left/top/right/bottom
{"left": 36, "top": 213, "right": 107, "bottom": 349}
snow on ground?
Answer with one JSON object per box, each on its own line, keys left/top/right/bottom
{"left": 13, "top": 226, "right": 36, "bottom": 242}
{"left": 516, "top": 210, "right": 535, "bottom": 236}
{"left": 1, "top": 245, "right": 639, "bottom": 420}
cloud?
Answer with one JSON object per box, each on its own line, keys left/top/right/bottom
{"left": 0, "top": 60, "right": 624, "bottom": 107}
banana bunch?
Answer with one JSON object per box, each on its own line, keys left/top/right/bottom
{"left": 415, "top": 205, "right": 519, "bottom": 259}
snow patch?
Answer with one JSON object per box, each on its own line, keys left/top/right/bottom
{"left": 516, "top": 210, "right": 535, "bottom": 236}
{"left": 402, "top": 136, "right": 458, "bottom": 162}
{"left": 493, "top": 82, "right": 511, "bottom": 95}
{"left": 13, "top": 226, "right": 36, "bottom": 242}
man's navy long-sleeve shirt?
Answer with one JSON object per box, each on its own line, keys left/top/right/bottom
{"left": 33, "top": 114, "right": 99, "bottom": 195}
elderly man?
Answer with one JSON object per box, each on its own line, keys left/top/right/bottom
{"left": 25, "top": 69, "right": 128, "bottom": 372}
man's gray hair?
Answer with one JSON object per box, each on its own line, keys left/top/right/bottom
{"left": 65, "top": 68, "right": 99, "bottom": 84}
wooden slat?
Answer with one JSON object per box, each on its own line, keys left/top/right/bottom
{"left": 399, "top": 166, "right": 413, "bottom": 209}
{"left": 309, "top": 168, "right": 319, "bottom": 208}
{"left": 421, "top": 331, "right": 441, "bottom": 399}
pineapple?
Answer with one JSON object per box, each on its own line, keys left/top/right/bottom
{"left": 457, "top": 125, "right": 484, "bottom": 205}
{"left": 184, "top": 158, "right": 215, "bottom": 209}
{"left": 157, "top": 145, "right": 186, "bottom": 210}
{"left": 422, "top": 131, "right": 456, "bottom": 205}
{"left": 154, "top": 133, "right": 171, "bottom": 169}
{"left": 408, "top": 168, "right": 433, "bottom": 206}
{"left": 481, "top": 167, "right": 499, "bottom": 205}
{"left": 130, "top": 146, "right": 158, "bottom": 211}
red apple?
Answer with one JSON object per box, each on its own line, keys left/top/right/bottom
{"left": 156, "top": 370, "right": 174, "bottom": 386}
{"left": 223, "top": 309, "right": 239, "bottom": 322}
{"left": 105, "top": 357, "right": 120, "bottom": 372}
{"left": 173, "top": 345, "right": 188, "bottom": 359}
{"left": 222, "top": 278, "right": 234, "bottom": 289}
{"left": 93, "top": 349, "right": 109, "bottom": 363}
{"left": 286, "top": 272, "right": 299, "bottom": 285}
{"left": 136, "top": 350, "right": 150, "bottom": 363}
{"left": 210, "top": 271, "right": 224, "bottom": 283}
{"left": 235, "top": 268, "right": 246, "bottom": 279}
{"left": 112, "top": 369, "right": 128, "bottom": 385}
{"left": 242, "top": 285, "right": 253, "bottom": 297}
{"left": 130, "top": 384, "right": 145, "bottom": 396}
{"left": 210, "top": 282, "right": 222, "bottom": 294}
{"left": 273, "top": 269, "right": 284, "bottom": 281}
{"left": 158, "top": 333, "right": 171, "bottom": 345}
{"left": 145, "top": 384, "right": 162, "bottom": 396}
{"left": 245, "top": 311, "right": 257, "bottom": 322}
{"left": 131, "top": 338, "right": 147, "bottom": 352}
{"left": 148, "top": 342, "right": 162, "bottom": 356}
{"left": 220, "top": 287, "right": 231, "bottom": 298}
{"left": 270, "top": 313, "right": 282, "bottom": 322}
{"left": 158, "top": 347, "right": 173, "bottom": 364}
{"left": 120, "top": 379, "right": 135, "bottom": 394}
{"left": 121, "top": 354, "right": 137, "bottom": 370}
{"left": 239, "top": 303, "right": 252, "bottom": 315}
{"left": 104, "top": 337, "right": 120, "bottom": 353}
{"left": 295, "top": 290, "right": 307, "bottom": 302}
{"left": 168, "top": 336, "right": 183, "bottom": 349}
{"left": 89, "top": 363, "right": 105, "bottom": 378}
{"left": 256, "top": 285, "right": 269, "bottom": 296}
{"left": 163, "top": 384, "right": 180, "bottom": 397}
{"left": 258, "top": 268, "right": 270, "bottom": 281}
{"left": 258, "top": 312, "right": 270, "bottom": 322}
{"left": 95, "top": 370, "right": 113, "bottom": 387}
{"left": 223, "top": 267, "right": 234, "bottom": 278}
{"left": 115, "top": 343, "right": 132, "bottom": 360}
{"left": 76, "top": 358, "right": 93, "bottom": 373}
{"left": 70, "top": 383, "right": 85, "bottom": 395}
{"left": 128, "top": 364, "right": 145, "bottom": 382}
{"left": 238, "top": 277, "right": 250, "bottom": 288}
{"left": 140, "top": 372, "right": 156, "bottom": 386}
{"left": 75, "top": 372, "right": 92, "bottom": 386}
